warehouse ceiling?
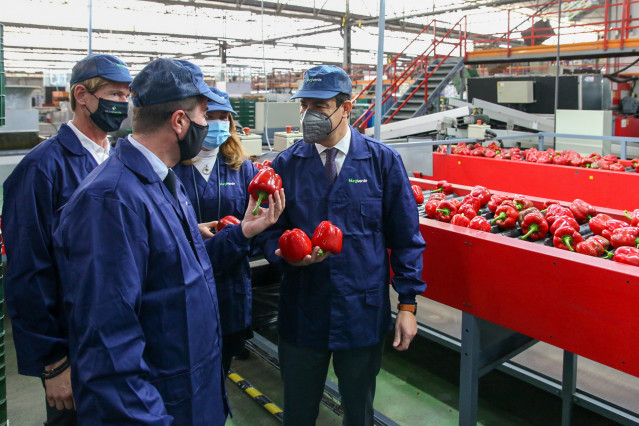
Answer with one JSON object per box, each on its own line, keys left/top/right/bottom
{"left": 1, "top": 0, "right": 604, "bottom": 79}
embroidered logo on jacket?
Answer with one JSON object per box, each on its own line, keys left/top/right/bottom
{"left": 348, "top": 178, "right": 368, "bottom": 183}
{"left": 219, "top": 182, "right": 236, "bottom": 186}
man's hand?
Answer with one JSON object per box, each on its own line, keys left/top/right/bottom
{"left": 241, "top": 189, "right": 285, "bottom": 239}
{"left": 44, "top": 358, "right": 75, "bottom": 411}
{"left": 393, "top": 310, "right": 417, "bottom": 351}
{"left": 198, "top": 221, "right": 216, "bottom": 239}
{"left": 275, "top": 245, "right": 331, "bottom": 266}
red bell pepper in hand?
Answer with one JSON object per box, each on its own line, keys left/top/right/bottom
{"left": 279, "top": 229, "right": 312, "bottom": 263}
{"left": 411, "top": 185, "right": 425, "bottom": 204}
{"left": 610, "top": 227, "right": 639, "bottom": 248}
{"left": 624, "top": 209, "right": 639, "bottom": 227}
{"left": 550, "top": 216, "right": 580, "bottom": 235}
{"left": 253, "top": 161, "right": 265, "bottom": 171}
{"left": 216, "top": 215, "right": 240, "bottom": 232}
{"left": 457, "top": 203, "right": 478, "bottom": 220}
{"left": 553, "top": 226, "right": 583, "bottom": 252}
{"left": 425, "top": 200, "right": 440, "bottom": 219}
{"left": 601, "top": 219, "right": 630, "bottom": 240}
{"left": 487, "top": 195, "right": 510, "bottom": 214}
{"left": 451, "top": 213, "right": 470, "bottom": 228}
{"left": 569, "top": 199, "right": 597, "bottom": 224}
{"left": 613, "top": 246, "right": 639, "bottom": 266}
{"left": 491, "top": 204, "right": 518, "bottom": 229}
{"left": 262, "top": 159, "right": 272, "bottom": 168}
{"left": 470, "top": 185, "right": 491, "bottom": 206}
{"left": 588, "top": 213, "right": 612, "bottom": 235}
{"left": 520, "top": 212, "right": 549, "bottom": 240}
{"left": 469, "top": 216, "right": 492, "bottom": 232}
{"left": 312, "top": 221, "right": 343, "bottom": 256}
{"left": 435, "top": 200, "right": 457, "bottom": 222}
{"left": 248, "top": 167, "right": 282, "bottom": 215}
{"left": 432, "top": 180, "right": 453, "bottom": 194}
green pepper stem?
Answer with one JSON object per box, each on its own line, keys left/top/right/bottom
{"left": 521, "top": 224, "right": 539, "bottom": 240}
{"left": 562, "top": 235, "right": 575, "bottom": 252}
{"left": 491, "top": 212, "right": 506, "bottom": 225}
{"left": 317, "top": 249, "right": 325, "bottom": 256}
{"left": 252, "top": 191, "right": 267, "bottom": 215}
{"left": 603, "top": 250, "right": 614, "bottom": 259}
{"left": 624, "top": 210, "right": 633, "bottom": 220}
{"left": 540, "top": 208, "right": 547, "bottom": 214}
{"left": 431, "top": 188, "right": 443, "bottom": 193}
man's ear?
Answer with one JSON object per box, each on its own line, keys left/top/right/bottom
{"left": 343, "top": 99, "right": 353, "bottom": 116}
{"left": 170, "top": 110, "right": 188, "bottom": 137}
{"left": 74, "top": 85, "right": 89, "bottom": 107}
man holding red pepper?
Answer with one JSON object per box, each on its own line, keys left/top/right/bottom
{"left": 257, "top": 65, "right": 426, "bottom": 425}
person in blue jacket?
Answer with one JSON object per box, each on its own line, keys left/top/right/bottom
{"left": 2, "top": 54, "right": 132, "bottom": 425}
{"left": 53, "top": 58, "right": 284, "bottom": 425}
{"left": 258, "top": 65, "right": 426, "bottom": 426}
{"left": 174, "top": 87, "right": 259, "bottom": 374}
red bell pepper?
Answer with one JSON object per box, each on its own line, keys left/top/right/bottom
{"left": 457, "top": 203, "right": 478, "bottom": 220}
{"left": 279, "top": 229, "right": 313, "bottom": 263}
{"left": 216, "top": 215, "right": 241, "bottom": 232}
{"left": 471, "top": 147, "right": 486, "bottom": 157}
{"left": 411, "top": 185, "right": 425, "bottom": 204}
{"left": 569, "top": 199, "right": 597, "bottom": 224}
{"left": 487, "top": 195, "right": 510, "bottom": 214}
{"left": 610, "top": 227, "right": 639, "bottom": 249}
{"left": 613, "top": 246, "right": 639, "bottom": 267}
{"left": 569, "top": 156, "right": 583, "bottom": 167}
{"left": 603, "top": 154, "right": 618, "bottom": 162}
{"left": 491, "top": 204, "right": 518, "bottom": 229}
{"left": 520, "top": 212, "right": 549, "bottom": 241}
{"left": 610, "top": 163, "right": 626, "bottom": 172}
{"left": 544, "top": 205, "right": 574, "bottom": 226}
{"left": 601, "top": 219, "right": 630, "bottom": 240}
{"left": 536, "top": 152, "right": 553, "bottom": 164}
{"left": 553, "top": 226, "right": 583, "bottom": 252}
{"left": 425, "top": 200, "right": 440, "bottom": 219}
{"left": 543, "top": 200, "right": 560, "bottom": 209}
{"left": 253, "top": 161, "right": 265, "bottom": 171}
{"left": 550, "top": 216, "right": 580, "bottom": 235}
{"left": 312, "top": 221, "right": 343, "bottom": 256}
{"left": 432, "top": 180, "right": 453, "bottom": 194}
{"left": 631, "top": 158, "right": 639, "bottom": 168}
{"left": 429, "top": 192, "right": 447, "bottom": 201}
{"left": 575, "top": 239, "right": 605, "bottom": 257}
{"left": 513, "top": 195, "right": 534, "bottom": 212}
{"left": 589, "top": 153, "right": 601, "bottom": 160}
{"left": 580, "top": 158, "right": 594, "bottom": 168}
{"left": 552, "top": 154, "right": 569, "bottom": 166}
{"left": 517, "top": 207, "right": 540, "bottom": 226}
{"left": 460, "top": 195, "right": 482, "bottom": 213}
{"left": 450, "top": 213, "right": 471, "bottom": 228}
{"left": 484, "top": 149, "right": 497, "bottom": 158}
{"left": 588, "top": 213, "right": 612, "bottom": 236}
{"left": 468, "top": 216, "right": 492, "bottom": 232}
{"left": 248, "top": 167, "right": 282, "bottom": 215}
{"left": 448, "top": 198, "right": 461, "bottom": 210}
{"left": 470, "top": 185, "right": 491, "bottom": 206}
{"left": 435, "top": 200, "right": 457, "bottom": 223}
{"left": 624, "top": 209, "right": 639, "bottom": 227}
{"left": 262, "top": 159, "right": 272, "bottom": 168}
{"left": 591, "top": 235, "right": 610, "bottom": 250}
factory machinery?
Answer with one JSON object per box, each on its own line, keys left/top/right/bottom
{"left": 409, "top": 174, "right": 639, "bottom": 425}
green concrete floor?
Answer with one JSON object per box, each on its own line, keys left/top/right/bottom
{"left": 5, "top": 314, "right": 619, "bottom": 425}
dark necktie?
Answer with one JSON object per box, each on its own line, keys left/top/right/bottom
{"left": 163, "top": 169, "right": 178, "bottom": 200}
{"left": 324, "top": 148, "right": 338, "bottom": 184}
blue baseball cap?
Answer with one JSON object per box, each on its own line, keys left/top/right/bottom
{"left": 130, "top": 58, "right": 225, "bottom": 107}
{"left": 70, "top": 54, "right": 133, "bottom": 86}
{"left": 290, "top": 65, "right": 352, "bottom": 100}
{"left": 207, "top": 87, "right": 236, "bottom": 115}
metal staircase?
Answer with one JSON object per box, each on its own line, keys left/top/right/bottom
{"left": 384, "top": 57, "right": 464, "bottom": 123}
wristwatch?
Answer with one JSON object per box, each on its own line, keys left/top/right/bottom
{"left": 397, "top": 302, "right": 417, "bottom": 315}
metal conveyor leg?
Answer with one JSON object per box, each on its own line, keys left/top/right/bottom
{"left": 561, "top": 351, "right": 578, "bottom": 426}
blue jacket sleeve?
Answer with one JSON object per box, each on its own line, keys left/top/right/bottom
{"left": 382, "top": 153, "right": 427, "bottom": 304}
{"left": 2, "top": 165, "right": 68, "bottom": 376}
{"left": 54, "top": 194, "right": 172, "bottom": 424}
{"left": 205, "top": 223, "right": 251, "bottom": 272}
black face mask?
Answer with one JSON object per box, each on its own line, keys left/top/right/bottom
{"left": 176, "top": 114, "right": 208, "bottom": 161}
{"left": 86, "top": 94, "right": 129, "bottom": 133}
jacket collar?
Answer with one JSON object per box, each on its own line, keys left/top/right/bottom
{"left": 115, "top": 138, "right": 162, "bottom": 185}
{"left": 57, "top": 123, "right": 91, "bottom": 157}
{"left": 292, "top": 125, "right": 371, "bottom": 160}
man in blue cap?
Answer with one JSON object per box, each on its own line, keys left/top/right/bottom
{"left": 258, "top": 64, "right": 426, "bottom": 425}
{"left": 53, "top": 58, "right": 284, "bottom": 424}
{"left": 2, "top": 53, "right": 132, "bottom": 425}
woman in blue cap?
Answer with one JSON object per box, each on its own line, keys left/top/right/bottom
{"left": 174, "top": 87, "right": 259, "bottom": 375}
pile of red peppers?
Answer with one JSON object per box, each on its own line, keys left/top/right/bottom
{"left": 419, "top": 180, "right": 639, "bottom": 268}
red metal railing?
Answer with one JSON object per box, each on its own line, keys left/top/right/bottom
{"left": 352, "top": 16, "right": 467, "bottom": 130}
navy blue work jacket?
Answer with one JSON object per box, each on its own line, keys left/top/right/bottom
{"left": 174, "top": 157, "right": 258, "bottom": 335}
{"left": 54, "top": 138, "right": 234, "bottom": 425}
{"left": 260, "top": 127, "right": 426, "bottom": 351}
{"left": 2, "top": 123, "right": 99, "bottom": 376}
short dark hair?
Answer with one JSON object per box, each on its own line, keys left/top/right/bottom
{"left": 335, "top": 93, "right": 351, "bottom": 108}
{"left": 131, "top": 94, "right": 206, "bottom": 134}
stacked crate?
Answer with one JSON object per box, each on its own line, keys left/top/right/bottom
{"left": 230, "top": 97, "right": 256, "bottom": 130}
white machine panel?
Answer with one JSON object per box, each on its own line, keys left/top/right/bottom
{"left": 240, "top": 134, "right": 263, "bottom": 157}
{"left": 255, "top": 102, "right": 300, "bottom": 130}
{"left": 497, "top": 81, "right": 535, "bottom": 103}
{"left": 555, "top": 109, "right": 612, "bottom": 155}
{"left": 274, "top": 131, "right": 303, "bottom": 151}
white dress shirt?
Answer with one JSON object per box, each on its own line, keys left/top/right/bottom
{"left": 193, "top": 148, "right": 219, "bottom": 182}
{"left": 315, "top": 126, "right": 351, "bottom": 176}
{"left": 127, "top": 135, "right": 169, "bottom": 181}
{"left": 67, "top": 120, "right": 110, "bottom": 164}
